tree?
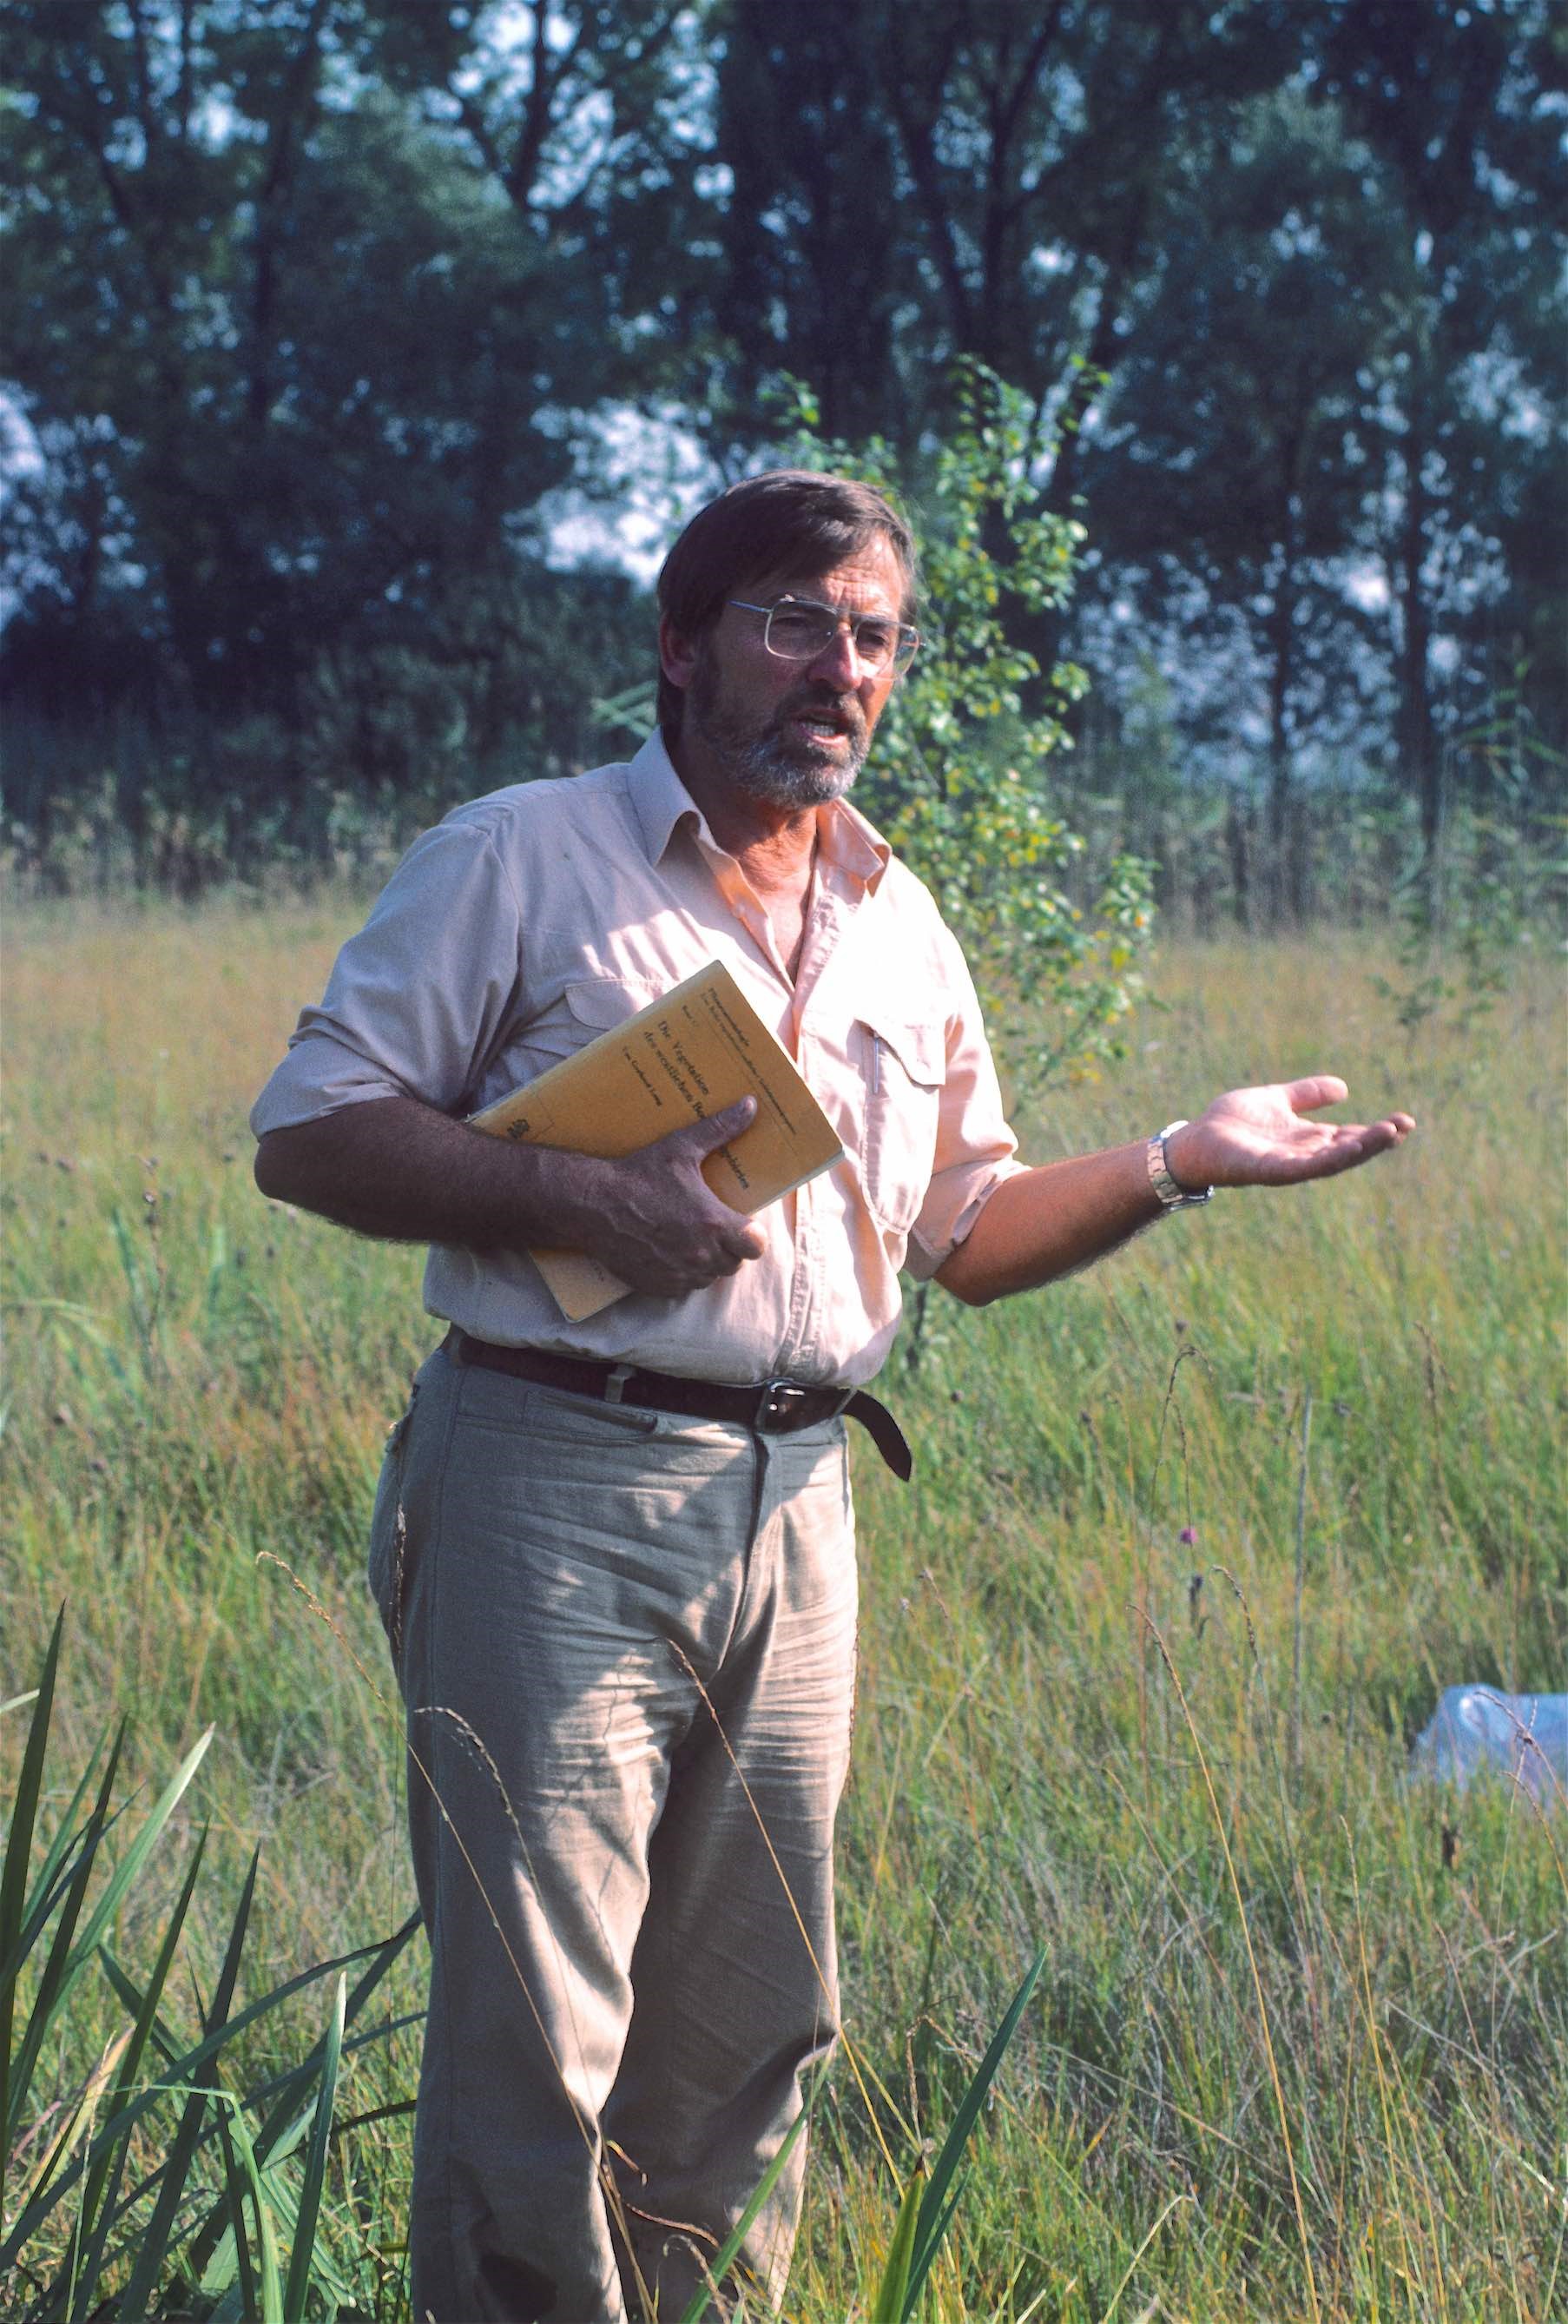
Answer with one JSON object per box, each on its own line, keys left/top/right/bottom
{"left": 705, "top": 0, "right": 1312, "bottom": 712}
{"left": 1078, "top": 89, "right": 1396, "bottom": 920}
{"left": 708, "top": 2, "right": 1304, "bottom": 451}
{"left": 0, "top": 0, "right": 699, "bottom": 789}
{"left": 1317, "top": 0, "right": 1568, "bottom": 861}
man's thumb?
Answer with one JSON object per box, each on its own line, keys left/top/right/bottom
{"left": 681, "top": 1095, "right": 757, "bottom": 1153}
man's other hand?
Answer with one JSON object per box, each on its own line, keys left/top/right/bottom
{"left": 254, "top": 1092, "right": 768, "bottom": 1297}
{"left": 1164, "top": 1078, "right": 1415, "bottom": 1192}
{"left": 582, "top": 1096, "right": 768, "bottom": 1297}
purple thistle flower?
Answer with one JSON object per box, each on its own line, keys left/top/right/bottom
{"left": 1179, "top": 1525, "right": 1198, "bottom": 1546}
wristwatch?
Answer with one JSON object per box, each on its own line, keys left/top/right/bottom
{"left": 1147, "top": 1119, "right": 1213, "bottom": 1210}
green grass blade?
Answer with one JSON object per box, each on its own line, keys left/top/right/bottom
{"left": 109, "top": 1206, "right": 150, "bottom": 1344}
{"left": 115, "top": 1847, "right": 260, "bottom": 2321}
{"left": 673, "top": 2074, "right": 820, "bottom": 2324}
{"left": 55, "top": 1724, "right": 213, "bottom": 1994}
{"left": 185, "top": 1909, "right": 421, "bottom": 2281}
{"left": 68, "top": 2140, "right": 134, "bottom": 2324}
{"left": 280, "top": 1970, "right": 346, "bottom": 2323}
{"left": 6, "top": 1716, "right": 211, "bottom": 2149}
{"left": 216, "top": 2094, "right": 285, "bottom": 2324}
{"left": 0, "top": 1797, "right": 135, "bottom": 2004}
{"left": 58, "top": 1826, "right": 211, "bottom": 2319}
{"left": 0, "top": 1606, "right": 63, "bottom": 2221}
{"left": 3, "top": 1720, "right": 209, "bottom": 2043}
{"left": 2, "top": 1919, "right": 419, "bottom": 2268}
{"left": 6, "top": 1723, "right": 126, "bottom": 2156}
{"left": 216, "top": 2103, "right": 261, "bottom": 2322}
{"left": 95, "top": 1948, "right": 183, "bottom": 2068}
{"left": 873, "top": 2167, "right": 926, "bottom": 2324}
{"left": 238, "top": 1910, "right": 419, "bottom": 2156}
{"left": 902, "top": 1943, "right": 1047, "bottom": 2316}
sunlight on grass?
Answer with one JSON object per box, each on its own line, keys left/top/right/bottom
{"left": 3, "top": 903, "right": 1563, "bottom": 2320}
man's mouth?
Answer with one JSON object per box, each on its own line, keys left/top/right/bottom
{"left": 782, "top": 699, "right": 860, "bottom": 745}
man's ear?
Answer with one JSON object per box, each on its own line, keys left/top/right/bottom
{"left": 658, "top": 614, "right": 700, "bottom": 694}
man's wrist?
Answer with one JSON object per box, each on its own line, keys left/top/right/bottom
{"left": 1147, "top": 1120, "right": 1213, "bottom": 1209}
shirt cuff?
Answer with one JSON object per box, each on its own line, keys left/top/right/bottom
{"left": 249, "top": 1032, "right": 423, "bottom": 1139}
{"left": 903, "top": 1156, "right": 1029, "bottom": 1280}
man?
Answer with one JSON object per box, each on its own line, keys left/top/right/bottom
{"left": 252, "top": 470, "right": 1412, "bottom": 2321}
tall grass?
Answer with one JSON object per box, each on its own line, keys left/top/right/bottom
{"left": 3, "top": 902, "right": 1563, "bottom": 2318}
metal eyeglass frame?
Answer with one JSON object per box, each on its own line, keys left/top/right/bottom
{"left": 727, "top": 594, "right": 919, "bottom": 676}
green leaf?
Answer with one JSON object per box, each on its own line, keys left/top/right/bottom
{"left": 183, "top": 1911, "right": 421, "bottom": 2282}
{"left": 115, "top": 1848, "right": 259, "bottom": 2320}
{"left": 54, "top": 1827, "right": 211, "bottom": 2319}
{"left": 673, "top": 2075, "right": 820, "bottom": 2324}
{"left": 902, "top": 1944, "right": 1047, "bottom": 2314}
{"left": 873, "top": 2166, "right": 926, "bottom": 2324}
{"left": 6, "top": 1724, "right": 127, "bottom": 2165}
{"left": 0, "top": 1607, "right": 63, "bottom": 2222}
{"left": 3, "top": 1920, "right": 418, "bottom": 2269}
{"left": 280, "top": 1971, "right": 346, "bottom": 2323}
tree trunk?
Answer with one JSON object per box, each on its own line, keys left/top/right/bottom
{"left": 1396, "top": 419, "right": 1443, "bottom": 904}
{"left": 1227, "top": 789, "right": 1253, "bottom": 934}
{"left": 1265, "top": 570, "right": 1299, "bottom": 928}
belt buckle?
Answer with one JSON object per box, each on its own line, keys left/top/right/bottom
{"left": 755, "top": 1377, "right": 812, "bottom": 1433}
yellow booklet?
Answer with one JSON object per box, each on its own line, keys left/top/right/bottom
{"left": 468, "top": 961, "right": 844, "bottom": 1320}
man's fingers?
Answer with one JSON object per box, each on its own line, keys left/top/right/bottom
{"left": 1281, "top": 1115, "right": 1415, "bottom": 1180}
{"left": 603, "top": 1097, "right": 768, "bottom": 1291}
{"left": 1282, "top": 1074, "right": 1349, "bottom": 1113}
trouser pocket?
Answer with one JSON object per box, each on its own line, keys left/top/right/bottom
{"left": 367, "top": 1382, "right": 418, "bottom": 1665}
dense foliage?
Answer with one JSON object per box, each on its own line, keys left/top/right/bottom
{"left": 2, "top": 0, "right": 1564, "bottom": 904}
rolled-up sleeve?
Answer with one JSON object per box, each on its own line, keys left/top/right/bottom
{"left": 250, "top": 815, "right": 524, "bottom": 1137}
{"left": 902, "top": 931, "right": 1026, "bottom": 1281}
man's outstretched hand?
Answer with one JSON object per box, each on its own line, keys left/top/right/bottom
{"left": 1164, "top": 1078, "right": 1414, "bottom": 1192}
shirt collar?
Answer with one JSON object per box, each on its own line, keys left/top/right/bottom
{"left": 623, "top": 730, "right": 702, "bottom": 862}
{"left": 623, "top": 730, "right": 892, "bottom": 893}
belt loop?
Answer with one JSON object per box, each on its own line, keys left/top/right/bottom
{"left": 603, "top": 1363, "right": 633, "bottom": 1406}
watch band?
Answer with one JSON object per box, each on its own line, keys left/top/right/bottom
{"left": 1147, "top": 1119, "right": 1213, "bottom": 1210}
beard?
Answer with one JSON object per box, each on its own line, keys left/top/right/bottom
{"left": 686, "top": 656, "right": 871, "bottom": 808}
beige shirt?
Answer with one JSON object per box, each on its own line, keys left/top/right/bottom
{"left": 251, "top": 734, "right": 1023, "bottom": 1387}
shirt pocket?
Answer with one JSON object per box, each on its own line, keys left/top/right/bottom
{"left": 561, "top": 977, "right": 666, "bottom": 1038}
{"left": 472, "top": 974, "right": 666, "bottom": 1106}
{"left": 855, "top": 1009, "right": 945, "bottom": 1231}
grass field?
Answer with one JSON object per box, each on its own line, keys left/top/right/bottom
{"left": 3, "top": 901, "right": 1565, "bottom": 2321}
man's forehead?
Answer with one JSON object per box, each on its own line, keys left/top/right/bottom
{"left": 748, "top": 540, "right": 908, "bottom": 615}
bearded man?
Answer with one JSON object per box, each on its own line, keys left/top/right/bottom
{"left": 252, "top": 470, "right": 1412, "bottom": 2322}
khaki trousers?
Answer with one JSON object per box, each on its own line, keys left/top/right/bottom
{"left": 369, "top": 1343, "right": 858, "bottom": 2323}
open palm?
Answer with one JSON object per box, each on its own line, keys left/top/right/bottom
{"left": 1168, "top": 1077, "right": 1415, "bottom": 1192}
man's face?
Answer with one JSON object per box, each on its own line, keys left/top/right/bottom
{"left": 674, "top": 539, "right": 908, "bottom": 810}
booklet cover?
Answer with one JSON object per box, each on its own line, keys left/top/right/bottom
{"left": 469, "top": 961, "right": 845, "bottom": 1319}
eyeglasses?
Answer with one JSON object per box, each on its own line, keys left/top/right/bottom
{"left": 727, "top": 594, "right": 919, "bottom": 676}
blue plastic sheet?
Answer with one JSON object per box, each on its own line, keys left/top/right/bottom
{"left": 1410, "top": 1687, "right": 1567, "bottom": 1805}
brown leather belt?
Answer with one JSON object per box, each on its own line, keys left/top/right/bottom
{"left": 445, "top": 1329, "right": 912, "bottom": 1482}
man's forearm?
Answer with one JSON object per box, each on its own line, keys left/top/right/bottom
{"left": 254, "top": 1089, "right": 768, "bottom": 1297}
{"left": 934, "top": 1073, "right": 1415, "bottom": 1306}
{"left": 934, "top": 1142, "right": 1164, "bottom": 1306}
{"left": 254, "top": 1095, "right": 606, "bottom": 1251}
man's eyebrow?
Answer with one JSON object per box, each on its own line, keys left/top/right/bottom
{"left": 779, "top": 592, "right": 906, "bottom": 620}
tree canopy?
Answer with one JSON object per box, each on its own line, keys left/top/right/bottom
{"left": 3, "top": 0, "right": 1563, "bottom": 868}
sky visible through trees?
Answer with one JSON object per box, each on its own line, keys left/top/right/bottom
{"left": 2, "top": 0, "right": 1563, "bottom": 881}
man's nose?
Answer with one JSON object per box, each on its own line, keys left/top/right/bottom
{"left": 805, "top": 620, "right": 869, "bottom": 683}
